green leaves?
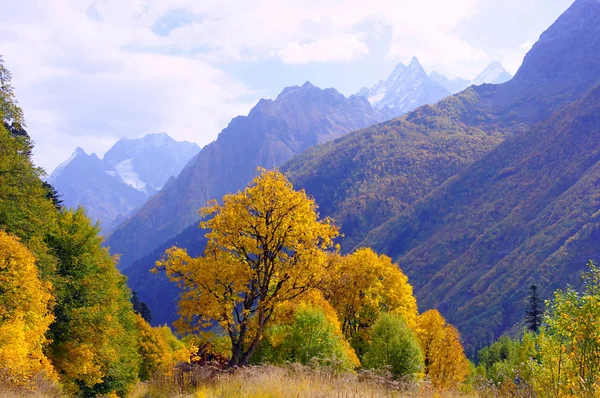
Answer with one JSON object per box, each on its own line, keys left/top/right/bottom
{"left": 363, "top": 313, "right": 423, "bottom": 377}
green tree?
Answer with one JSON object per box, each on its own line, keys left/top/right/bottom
{"left": 525, "top": 285, "right": 543, "bottom": 333}
{"left": 46, "top": 208, "right": 140, "bottom": 397}
{"left": 131, "top": 291, "right": 152, "bottom": 323}
{"left": 363, "top": 313, "right": 423, "bottom": 377}
{"left": 255, "top": 301, "right": 359, "bottom": 370}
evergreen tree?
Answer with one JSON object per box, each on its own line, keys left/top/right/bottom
{"left": 525, "top": 284, "right": 543, "bottom": 333}
{"left": 131, "top": 290, "right": 152, "bottom": 324}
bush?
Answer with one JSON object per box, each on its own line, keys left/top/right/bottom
{"left": 363, "top": 313, "right": 423, "bottom": 377}
{"left": 255, "top": 303, "right": 359, "bottom": 370}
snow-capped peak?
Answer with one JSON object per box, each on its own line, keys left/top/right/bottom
{"left": 49, "top": 147, "right": 87, "bottom": 182}
{"left": 472, "top": 62, "right": 513, "bottom": 86}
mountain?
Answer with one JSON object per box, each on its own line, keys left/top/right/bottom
{"left": 357, "top": 57, "right": 451, "bottom": 115}
{"left": 429, "top": 72, "right": 471, "bottom": 94}
{"left": 106, "top": 82, "right": 392, "bottom": 269}
{"left": 430, "top": 62, "right": 512, "bottom": 94}
{"left": 363, "top": 85, "right": 600, "bottom": 354}
{"left": 471, "top": 61, "right": 513, "bottom": 86}
{"left": 49, "top": 133, "right": 199, "bottom": 231}
{"left": 283, "top": 0, "right": 600, "bottom": 352}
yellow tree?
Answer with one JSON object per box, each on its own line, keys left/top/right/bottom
{"left": 157, "top": 169, "right": 338, "bottom": 366}
{"left": 416, "top": 310, "right": 469, "bottom": 390}
{"left": 321, "top": 248, "right": 418, "bottom": 353}
{"left": 0, "top": 231, "right": 56, "bottom": 387}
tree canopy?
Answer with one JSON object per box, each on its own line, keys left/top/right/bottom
{"left": 158, "top": 169, "right": 339, "bottom": 366}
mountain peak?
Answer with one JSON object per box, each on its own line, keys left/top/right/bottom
{"left": 275, "top": 81, "right": 326, "bottom": 102}
{"left": 472, "top": 61, "right": 512, "bottom": 86}
{"left": 388, "top": 62, "right": 407, "bottom": 81}
{"left": 409, "top": 56, "right": 422, "bottom": 68}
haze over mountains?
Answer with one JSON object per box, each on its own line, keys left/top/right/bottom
{"left": 49, "top": 133, "right": 199, "bottom": 231}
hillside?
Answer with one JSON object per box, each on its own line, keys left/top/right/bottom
{"left": 106, "top": 82, "right": 392, "bottom": 268}
{"left": 363, "top": 84, "right": 600, "bottom": 353}
{"left": 284, "top": 87, "right": 511, "bottom": 251}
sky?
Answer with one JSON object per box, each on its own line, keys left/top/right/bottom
{"left": 0, "top": 0, "right": 574, "bottom": 173}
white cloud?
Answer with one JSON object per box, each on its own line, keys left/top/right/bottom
{"left": 0, "top": 0, "right": 257, "bottom": 173}
{"left": 278, "top": 35, "right": 369, "bottom": 64}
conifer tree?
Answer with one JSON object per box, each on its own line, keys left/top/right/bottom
{"left": 525, "top": 284, "right": 543, "bottom": 333}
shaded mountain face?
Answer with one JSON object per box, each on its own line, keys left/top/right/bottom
{"left": 357, "top": 57, "right": 451, "bottom": 115}
{"left": 282, "top": 0, "right": 600, "bottom": 352}
{"left": 106, "top": 82, "right": 392, "bottom": 269}
{"left": 49, "top": 133, "right": 199, "bottom": 231}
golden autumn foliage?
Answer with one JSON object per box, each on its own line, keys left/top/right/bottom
{"left": 321, "top": 248, "right": 418, "bottom": 354}
{"left": 136, "top": 316, "right": 196, "bottom": 380}
{"left": 158, "top": 169, "right": 339, "bottom": 366}
{"left": 416, "top": 310, "right": 469, "bottom": 390}
{"left": 136, "top": 315, "right": 172, "bottom": 380}
{"left": 0, "top": 231, "right": 56, "bottom": 387}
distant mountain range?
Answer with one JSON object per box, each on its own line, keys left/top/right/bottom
{"left": 357, "top": 57, "right": 512, "bottom": 116}
{"left": 106, "top": 82, "right": 392, "bottom": 269}
{"left": 49, "top": 133, "right": 199, "bottom": 231}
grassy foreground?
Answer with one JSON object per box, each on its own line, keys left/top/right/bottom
{"left": 130, "top": 364, "right": 474, "bottom": 398}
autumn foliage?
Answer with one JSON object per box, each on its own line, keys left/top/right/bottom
{"left": 158, "top": 169, "right": 339, "bottom": 367}
{"left": 416, "top": 310, "right": 470, "bottom": 390}
{"left": 0, "top": 231, "right": 56, "bottom": 387}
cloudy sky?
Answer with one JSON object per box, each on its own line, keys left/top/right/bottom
{"left": 1, "top": 0, "right": 574, "bottom": 173}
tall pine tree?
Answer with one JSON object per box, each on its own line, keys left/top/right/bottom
{"left": 525, "top": 284, "right": 543, "bottom": 333}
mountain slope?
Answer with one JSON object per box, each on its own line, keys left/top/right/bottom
{"left": 363, "top": 84, "right": 600, "bottom": 353}
{"left": 284, "top": 88, "right": 512, "bottom": 251}
{"left": 49, "top": 133, "right": 199, "bottom": 231}
{"left": 106, "top": 82, "right": 392, "bottom": 268}
{"left": 357, "top": 57, "right": 451, "bottom": 115}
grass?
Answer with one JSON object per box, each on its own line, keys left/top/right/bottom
{"left": 130, "top": 364, "right": 476, "bottom": 398}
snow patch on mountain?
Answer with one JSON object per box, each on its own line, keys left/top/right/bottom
{"left": 114, "top": 158, "right": 147, "bottom": 193}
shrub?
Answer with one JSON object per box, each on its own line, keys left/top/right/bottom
{"left": 363, "top": 313, "right": 423, "bottom": 377}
